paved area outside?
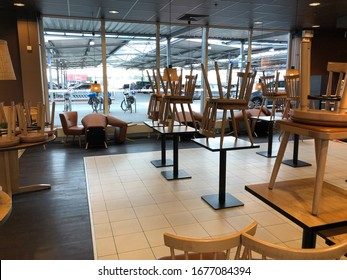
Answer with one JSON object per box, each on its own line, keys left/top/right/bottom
{"left": 51, "top": 91, "right": 203, "bottom": 125}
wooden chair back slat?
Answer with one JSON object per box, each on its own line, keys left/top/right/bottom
{"left": 241, "top": 232, "right": 347, "bottom": 260}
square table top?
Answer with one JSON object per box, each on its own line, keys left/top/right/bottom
{"left": 152, "top": 125, "right": 196, "bottom": 135}
{"left": 192, "top": 136, "right": 259, "bottom": 151}
{"left": 245, "top": 178, "right": 347, "bottom": 231}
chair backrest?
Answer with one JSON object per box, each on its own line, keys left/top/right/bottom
{"left": 201, "top": 61, "right": 255, "bottom": 101}
{"left": 324, "top": 62, "right": 347, "bottom": 111}
{"left": 183, "top": 67, "right": 198, "bottom": 98}
{"left": 260, "top": 74, "right": 277, "bottom": 96}
{"left": 241, "top": 232, "right": 347, "bottom": 260}
{"left": 146, "top": 69, "right": 157, "bottom": 95}
{"left": 161, "top": 67, "right": 182, "bottom": 95}
{"left": 59, "top": 111, "right": 78, "bottom": 133}
{"left": 235, "top": 63, "right": 257, "bottom": 103}
{"left": 160, "top": 221, "right": 257, "bottom": 260}
{"left": 284, "top": 74, "right": 300, "bottom": 99}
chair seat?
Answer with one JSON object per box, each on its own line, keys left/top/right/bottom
{"left": 66, "top": 125, "right": 84, "bottom": 134}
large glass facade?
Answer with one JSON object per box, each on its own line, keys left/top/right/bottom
{"left": 43, "top": 17, "right": 289, "bottom": 124}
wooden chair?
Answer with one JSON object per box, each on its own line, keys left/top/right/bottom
{"left": 257, "top": 71, "right": 287, "bottom": 118}
{"left": 307, "top": 62, "right": 347, "bottom": 111}
{"left": 200, "top": 62, "right": 256, "bottom": 145}
{"left": 291, "top": 61, "right": 347, "bottom": 126}
{"left": 146, "top": 69, "right": 162, "bottom": 122}
{"left": 282, "top": 74, "right": 300, "bottom": 119}
{"left": 158, "top": 66, "right": 198, "bottom": 130}
{"left": 59, "top": 111, "right": 84, "bottom": 147}
{"left": 159, "top": 221, "right": 257, "bottom": 260}
{"left": 0, "top": 103, "right": 20, "bottom": 148}
{"left": 16, "top": 102, "right": 48, "bottom": 143}
{"left": 241, "top": 232, "right": 347, "bottom": 260}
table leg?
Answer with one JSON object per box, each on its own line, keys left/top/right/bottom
{"left": 282, "top": 134, "right": 311, "bottom": 168}
{"left": 201, "top": 149, "right": 244, "bottom": 210}
{"left": 302, "top": 229, "right": 317, "bottom": 248}
{"left": 0, "top": 150, "right": 51, "bottom": 197}
{"left": 151, "top": 133, "right": 173, "bottom": 167}
{"left": 161, "top": 133, "right": 191, "bottom": 180}
{"left": 256, "top": 119, "right": 277, "bottom": 158}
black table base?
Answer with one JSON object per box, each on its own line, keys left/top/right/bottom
{"left": 161, "top": 169, "right": 191, "bottom": 180}
{"left": 151, "top": 159, "right": 173, "bottom": 168}
{"left": 201, "top": 193, "right": 244, "bottom": 210}
{"left": 256, "top": 150, "right": 277, "bottom": 158}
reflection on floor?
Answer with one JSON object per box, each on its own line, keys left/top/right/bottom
{"left": 84, "top": 139, "right": 347, "bottom": 260}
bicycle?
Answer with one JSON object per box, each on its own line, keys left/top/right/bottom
{"left": 121, "top": 90, "right": 136, "bottom": 113}
{"left": 88, "top": 92, "right": 112, "bottom": 113}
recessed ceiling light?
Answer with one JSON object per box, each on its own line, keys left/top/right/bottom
{"left": 312, "top": 25, "right": 320, "bottom": 28}
{"left": 109, "top": 10, "right": 119, "bottom": 14}
{"left": 13, "top": 2, "right": 25, "bottom": 7}
{"left": 309, "top": 2, "right": 321, "bottom": 7}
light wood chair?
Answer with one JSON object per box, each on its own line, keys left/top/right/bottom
{"left": 257, "top": 71, "right": 287, "bottom": 118}
{"left": 158, "top": 66, "right": 198, "bottom": 130}
{"left": 307, "top": 62, "right": 347, "bottom": 111}
{"left": 16, "top": 103, "right": 48, "bottom": 143}
{"left": 200, "top": 62, "right": 256, "bottom": 145}
{"left": 146, "top": 69, "right": 162, "bottom": 122}
{"left": 159, "top": 221, "right": 257, "bottom": 260}
{"left": 282, "top": 74, "right": 300, "bottom": 119}
{"left": 241, "top": 232, "right": 347, "bottom": 260}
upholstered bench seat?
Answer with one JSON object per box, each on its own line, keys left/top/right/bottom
{"left": 81, "top": 114, "right": 128, "bottom": 148}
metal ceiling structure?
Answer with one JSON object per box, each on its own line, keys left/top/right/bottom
{"left": 2, "top": 0, "right": 346, "bottom": 70}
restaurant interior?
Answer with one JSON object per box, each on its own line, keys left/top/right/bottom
{"left": 1, "top": 0, "right": 347, "bottom": 260}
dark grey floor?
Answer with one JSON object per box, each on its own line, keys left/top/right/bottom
{"left": 0, "top": 131, "right": 270, "bottom": 260}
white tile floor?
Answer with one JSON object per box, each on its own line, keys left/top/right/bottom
{"left": 84, "top": 138, "right": 347, "bottom": 260}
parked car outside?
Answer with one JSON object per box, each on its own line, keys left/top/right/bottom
{"left": 248, "top": 80, "right": 285, "bottom": 109}
{"left": 193, "top": 84, "right": 228, "bottom": 100}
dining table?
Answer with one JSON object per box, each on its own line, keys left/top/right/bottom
{"left": 193, "top": 136, "right": 259, "bottom": 210}
{"left": 0, "top": 134, "right": 56, "bottom": 197}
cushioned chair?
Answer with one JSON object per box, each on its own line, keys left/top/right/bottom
{"left": 59, "top": 111, "right": 85, "bottom": 147}
{"left": 159, "top": 221, "right": 257, "bottom": 260}
{"left": 106, "top": 115, "right": 128, "bottom": 144}
{"left": 81, "top": 114, "right": 128, "bottom": 149}
{"left": 81, "top": 114, "right": 108, "bottom": 149}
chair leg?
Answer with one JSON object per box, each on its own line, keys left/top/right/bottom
{"left": 187, "top": 103, "right": 196, "bottom": 130}
{"left": 242, "top": 109, "right": 254, "bottom": 145}
{"left": 230, "top": 110, "right": 238, "bottom": 138}
{"left": 220, "top": 109, "right": 228, "bottom": 145}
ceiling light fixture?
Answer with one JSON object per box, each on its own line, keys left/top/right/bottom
{"left": 312, "top": 25, "right": 320, "bottom": 28}
{"left": 309, "top": 2, "right": 321, "bottom": 7}
{"left": 13, "top": 2, "right": 25, "bottom": 7}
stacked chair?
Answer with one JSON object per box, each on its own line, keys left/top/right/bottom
{"left": 147, "top": 66, "right": 199, "bottom": 130}
{"left": 146, "top": 69, "right": 162, "bottom": 122}
{"left": 199, "top": 61, "right": 257, "bottom": 145}
{"left": 256, "top": 71, "right": 287, "bottom": 119}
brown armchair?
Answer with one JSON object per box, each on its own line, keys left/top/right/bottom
{"left": 59, "top": 111, "right": 84, "bottom": 147}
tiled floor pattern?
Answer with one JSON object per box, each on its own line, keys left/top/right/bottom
{"left": 84, "top": 139, "right": 347, "bottom": 260}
